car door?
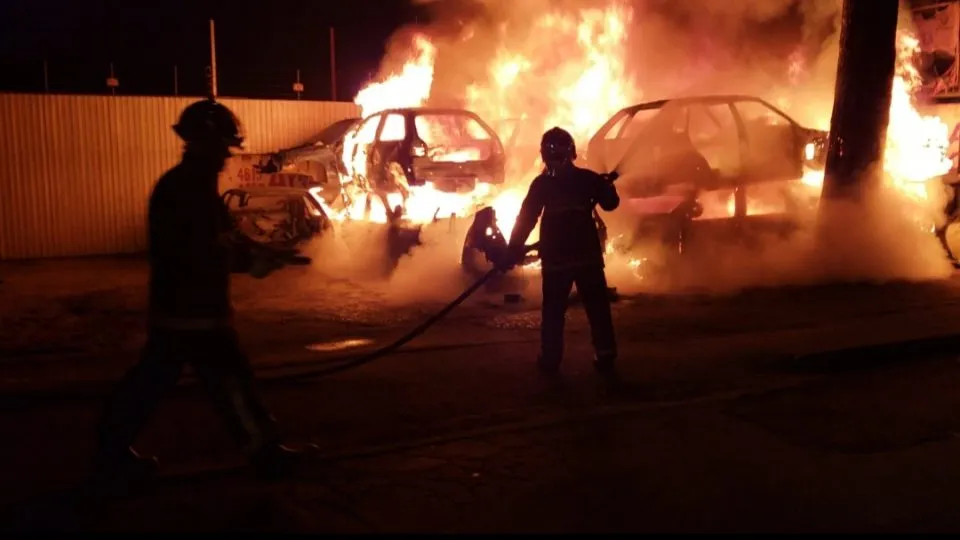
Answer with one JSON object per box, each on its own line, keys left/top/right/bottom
{"left": 731, "top": 99, "right": 803, "bottom": 184}
{"left": 342, "top": 113, "right": 383, "bottom": 182}
{"left": 685, "top": 102, "right": 743, "bottom": 186}
{"left": 370, "top": 112, "right": 408, "bottom": 190}
{"left": 586, "top": 106, "right": 664, "bottom": 174}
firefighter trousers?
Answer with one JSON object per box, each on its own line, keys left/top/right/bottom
{"left": 96, "top": 326, "right": 280, "bottom": 460}
{"left": 540, "top": 264, "right": 617, "bottom": 366}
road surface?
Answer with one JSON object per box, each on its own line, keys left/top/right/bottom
{"left": 1, "top": 256, "right": 960, "bottom": 532}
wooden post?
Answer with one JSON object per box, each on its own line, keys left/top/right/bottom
{"left": 209, "top": 19, "right": 218, "bottom": 98}
{"left": 821, "top": 0, "right": 900, "bottom": 202}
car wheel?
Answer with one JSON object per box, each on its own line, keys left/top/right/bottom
{"left": 942, "top": 219, "right": 960, "bottom": 263}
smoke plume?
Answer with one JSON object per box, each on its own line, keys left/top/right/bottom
{"left": 316, "top": 0, "right": 954, "bottom": 300}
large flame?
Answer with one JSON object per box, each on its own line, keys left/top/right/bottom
{"left": 355, "top": 34, "right": 437, "bottom": 118}
{"left": 331, "top": 1, "right": 953, "bottom": 279}
{"left": 465, "top": 3, "right": 635, "bottom": 158}
{"left": 799, "top": 31, "right": 953, "bottom": 201}
{"left": 336, "top": 3, "right": 635, "bottom": 236}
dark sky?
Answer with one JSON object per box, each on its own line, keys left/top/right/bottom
{"left": 0, "top": 0, "right": 425, "bottom": 101}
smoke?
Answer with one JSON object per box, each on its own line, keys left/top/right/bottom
{"left": 302, "top": 216, "right": 507, "bottom": 306}
{"left": 643, "top": 187, "right": 953, "bottom": 296}
{"left": 339, "top": 0, "right": 953, "bottom": 301}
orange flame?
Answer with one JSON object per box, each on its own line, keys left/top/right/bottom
{"left": 800, "top": 31, "right": 952, "bottom": 204}
{"left": 338, "top": 3, "right": 636, "bottom": 237}
{"left": 466, "top": 2, "right": 636, "bottom": 158}
{"left": 355, "top": 34, "right": 437, "bottom": 118}
{"left": 334, "top": 2, "right": 953, "bottom": 281}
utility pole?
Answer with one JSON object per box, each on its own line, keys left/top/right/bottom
{"left": 293, "top": 68, "right": 304, "bottom": 100}
{"left": 209, "top": 18, "right": 218, "bottom": 98}
{"left": 106, "top": 62, "right": 119, "bottom": 95}
{"left": 821, "top": 0, "right": 900, "bottom": 202}
{"left": 173, "top": 64, "right": 179, "bottom": 96}
{"left": 329, "top": 26, "right": 338, "bottom": 101}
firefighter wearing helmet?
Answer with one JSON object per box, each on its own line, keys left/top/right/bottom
{"left": 93, "top": 98, "right": 317, "bottom": 483}
{"left": 498, "top": 127, "right": 620, "bottom": 376}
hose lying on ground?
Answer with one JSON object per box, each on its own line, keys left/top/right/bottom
{"left": 268, "top": 267, "right": 502, "bottom": 381}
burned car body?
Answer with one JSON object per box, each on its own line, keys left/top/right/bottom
{"left": 254, "top": 117, "right": 361, "bottom": 204}
{"left": 341, "top": 107, "right": 507, "bottom": 199}
{"left": 586, "top": 95, "right": 828, "bottom": 198}
{"left": 583, "top": 95, "right": 829, "bottom": 258}
{"left": 221, "top": 117, "right": 360, "bottom": 206}
{"left": 223, "top": 186, "right": 333, "bottom": 250}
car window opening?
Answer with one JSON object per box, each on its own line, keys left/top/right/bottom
{"left": 415, "top": 113, "right": 495, "bottom": 163}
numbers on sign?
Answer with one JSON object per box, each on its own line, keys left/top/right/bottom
{"left": 237, "top": 167, "right": 255, "bottom": 186}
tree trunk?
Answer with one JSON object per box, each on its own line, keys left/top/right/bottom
{"left": 821, "top": 0, "right": 900, "bottom": 202}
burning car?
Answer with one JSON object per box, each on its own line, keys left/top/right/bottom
{"left": 253, "top": 117, "right": 361, "bottom": 203}
{"left": 341, "top": 107, "right": 506, "bottom": 208}
{"left": 586, "top": 95, "right": 828, "bottom": 198}
{"left": 580, "top": 95, "right": 829, "bottom": 256}
{"left": 221, "top": 117, "right": 360, "bottom": 206}
{"left": 223, "top": 186, "right": 333, "bottom": 250}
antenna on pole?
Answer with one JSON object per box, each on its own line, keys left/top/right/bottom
{"left": 208, "top": 18, "right": 218, "bottom": 99}
{"left": 293, "top": 68, "right": 304, "bottom": 100}
{"left": 106, "top": 62, "right": 119, "bottom": 95}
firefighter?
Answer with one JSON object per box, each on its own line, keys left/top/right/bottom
{"left": 498, "top": 127, "right": 620, "bottom": 376}
{"left": 93, "top": 98, "right": 317, "bottom": 483}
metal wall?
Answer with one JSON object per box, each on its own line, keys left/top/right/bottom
{"left": 0, "top": 93, "right": 359, "bottom": 260}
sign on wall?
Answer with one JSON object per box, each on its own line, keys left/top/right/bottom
{"left": 914, "top": 2, "right": 960, "bottom": 96}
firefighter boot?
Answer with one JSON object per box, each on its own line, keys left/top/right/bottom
{"left": 93, "top": 446, "right": 159, "bottom": 485}
{"left": 249, "top": 442, "right": 322, "bottom": 481}
{"left": 536, "top": 354, "right": 562, "bottom": 378}
{"left": 593, "top": 354, "right": 618, "bottom": 377}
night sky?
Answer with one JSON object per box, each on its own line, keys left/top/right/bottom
{"left": 0, "top": 0, "right": 425, "bottom": 101}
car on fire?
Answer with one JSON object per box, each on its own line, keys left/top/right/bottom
{"left": 223, "top": 186, "right": 334, "bottom": 251}
{"left": 221, "top": 117, "right": 361, "bottom": 206}
{"left": 579, "top": 95, "right": 831, "bottom": 260}
{"left": 341, "top": 107, "right": 507, "bottom": 200}
{"left": 586, "top": 95, "right": 829, "bottom": 198}
{"left": 253, "top": 117, "right": 361, "bottom": 201}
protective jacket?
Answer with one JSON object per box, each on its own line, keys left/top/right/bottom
{"left": 509, "top": 164, "right": 620, "bottom": 271}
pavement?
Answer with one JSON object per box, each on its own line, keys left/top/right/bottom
{"left": 2, "top": 256, "right": 960, "bottom": 532}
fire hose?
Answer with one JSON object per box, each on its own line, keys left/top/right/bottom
{"left": 269, "top": 267, "right": 503, "bottom": 381}
{"left": 267, "top": 171, "right": 623, "bottom": 382}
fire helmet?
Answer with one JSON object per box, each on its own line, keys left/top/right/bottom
{"left": 173, "top": 98, "right": 245, "bottom": 149}
{"left": 540, "top": 127, "right": 576, "bottom": 167}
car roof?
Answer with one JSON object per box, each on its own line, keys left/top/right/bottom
{"left": 623, "top": 94, "right": 781, "bottom": 111}
{"left": 225, "top": 186, "right": 314, "bottom": 196}
{"left": 367, "top": 107, "right": 484, "bottom": 117}
{"left": 305, "top": 117, "right": 361, "bottom": 146}
{"left": 617, "top": 94, "right": 799, "bottom": 125}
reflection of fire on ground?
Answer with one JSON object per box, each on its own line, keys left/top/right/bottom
{"left": 321, "top": 1, "right": 954, "bottom": 288}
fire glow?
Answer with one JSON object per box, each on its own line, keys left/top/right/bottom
{"left": 798, "top": 32, "right": 953, "bottom": 199}
{"left": 331, "top": 0, "right": 954, "bottom": 276}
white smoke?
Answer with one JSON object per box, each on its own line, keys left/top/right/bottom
{"left": 309, "top": 0, "right": 954, "bottom": 301}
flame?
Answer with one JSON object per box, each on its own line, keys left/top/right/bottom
{"left": 798, "top": 31, "right": 953, "bottom": 203}
{"left": 331, "top": 2, "right": 953, "bottom": 284}
{"left": 466, "top": 2, "right": 636, "bottom": 157}
{"left": 337, "top": 3, "right": 634, "bottom": 237}
{"left": 355, "top": 34, "right": 437, "bottom": 118}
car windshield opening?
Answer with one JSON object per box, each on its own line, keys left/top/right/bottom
{"left": 414, "top": 113, "right": 496, "bottom": 163}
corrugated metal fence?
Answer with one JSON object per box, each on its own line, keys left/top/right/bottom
{"left": 0, "top": 93, "right": 359, "bottom": 260}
